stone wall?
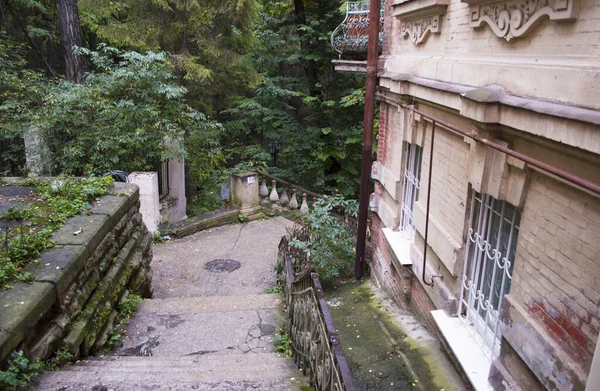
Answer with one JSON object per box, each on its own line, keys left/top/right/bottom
{"left": 0, "top": 182, "right": 153, "bottom": 366}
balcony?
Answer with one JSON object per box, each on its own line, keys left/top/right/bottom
{"left": 330, "top": 1, "right": 384, "bottom": 72}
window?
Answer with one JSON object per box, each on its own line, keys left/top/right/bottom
{"left": 399, "top": 142, "right": 423, "bottom": 240}
{"left": 458, "top": 190, "right": 521, "bottom": 358}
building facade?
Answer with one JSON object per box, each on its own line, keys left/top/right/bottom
{"left": 335, "top": 0, "right": 600, "bottom": 389}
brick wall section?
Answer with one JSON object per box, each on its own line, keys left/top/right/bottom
{"left": 377, "top": 103, "right": 390, "bottom": 166}
{"left": 419, "top": 125, "right": 470, "bottom": 242}
{"left": 511, "top": 173, "right": 600, "bottom": 371}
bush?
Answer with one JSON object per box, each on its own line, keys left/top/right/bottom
{"left": 289, "top": 194, "right": 358, "bottom": 281}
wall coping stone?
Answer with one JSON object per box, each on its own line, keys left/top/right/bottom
{"left": 0, "top": 182, "right": 142, "bottom": 364}
{"left": 52, "top": 215, "right": 110, "bottom": 255}
{"left": 90, "top": 195, "right": 131, "bottom": 228}
{"left": 28, "top": 245, "right": 89, "bottom": 298}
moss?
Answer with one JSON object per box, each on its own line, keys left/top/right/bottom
{"left": 324, "top": 279, "right": 459, "bottom": 391}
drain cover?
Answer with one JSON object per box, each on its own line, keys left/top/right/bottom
{"left": 205, "top": 259, "right": 241, "bottom": 273}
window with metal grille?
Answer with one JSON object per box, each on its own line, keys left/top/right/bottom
{"left": 458, "top": 190, "right": 521, "bottom": 358}
{"left": 399, "top": 142, "right": 423, "bottom": 239}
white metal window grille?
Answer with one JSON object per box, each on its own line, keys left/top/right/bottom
{"left": 399, "top": 142, "right": 423, "bottom": 240}
{"left": 458, "top": 190, "right": 521, "bottom": 359}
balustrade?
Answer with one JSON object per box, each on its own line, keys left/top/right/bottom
{"left": 257, "top": 173, "right": 319, "bottom": 214}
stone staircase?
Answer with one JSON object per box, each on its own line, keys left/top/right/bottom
{"left": 33, "top": 217, "right": 306, "bottom": 391}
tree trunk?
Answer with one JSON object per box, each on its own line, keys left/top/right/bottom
{"left": 56, "top": 0, "right": 87, "bottom": 83}
{"left": 293, "top": 0, "right": 318, "bottom": 89}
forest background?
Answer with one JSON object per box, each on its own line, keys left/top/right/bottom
{"left": 0, "top": 0, "right": 372, "bottom": 214}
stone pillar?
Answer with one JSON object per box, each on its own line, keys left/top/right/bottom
{"left": 230, "top": 172, "right": 259, "bottom": 213}
{"left": 23, "top": 126, "right": 51, "bottom": 176}
{"left": 166, "top": 158, "right": 187, "bottom": 223}
{"left": 128, "top": 172, "right": 160, "bottom": 233}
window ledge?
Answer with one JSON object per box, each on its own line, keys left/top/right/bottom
{"left": 382, "top": 228, "right": 413, "bottom": 266}
{"left": 431, "top": 310, "right": 493, "bottom": 391}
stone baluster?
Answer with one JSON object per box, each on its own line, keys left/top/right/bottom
{"left": 259, "top": 177, "right": 269, "bottom": 205}
{"left": 269, "top": 180, "right": 279, "bottom": 203}
{"left": 289, "top": 190, "right": 298, "bottom": 210}
{"left": 280, "top": 187, "right": 289, "bottom": 209}
{"left": 300, "top": 193, "right": 309, "bottom": 214}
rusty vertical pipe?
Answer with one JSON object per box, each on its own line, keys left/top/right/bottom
{"left": 422, "top": 121, "right": 436, "bottom": 286}
{"left": 355, "top": 0, "right": 381, "bottom": 279}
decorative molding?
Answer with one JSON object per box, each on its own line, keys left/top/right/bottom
{"left": 402, "top": 16, "right": 442, "bottom": 45}
{"left": 464, "top": 0, "right": 578, "bottom": 41}
{"left": 392, "top": 0, "right": 449, "bottom": 45}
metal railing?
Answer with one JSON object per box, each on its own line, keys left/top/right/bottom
{"left": 331, "top": 1, "right": 384, "bottom": 59}
{"left": 277, "top": 231, "right": 356, "bottom": 391}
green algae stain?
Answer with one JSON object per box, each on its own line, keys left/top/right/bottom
{"left": 324, "top": 279, "right": 455, "bottom": 391}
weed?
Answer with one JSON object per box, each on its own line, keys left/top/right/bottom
{"left": 0, "top": 351, "right": 43, "bottom": 390}
{"left": 44, "top": 347, "right": 74, "bottom": 371}
{"left": 274, "top": 329, "right": 293, "bottom": 357}
{"left": 152, "top": 232, "right": 165, "bottom": 244}
{"left": 266, "top": 282, "right": 283, "bottom": 294}
{"left": 237, "top": 213, "right": 248, "bottom": 223}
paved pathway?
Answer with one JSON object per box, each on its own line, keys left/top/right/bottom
{"left": 35, "top": 217, "right": 305, "bottom": 390}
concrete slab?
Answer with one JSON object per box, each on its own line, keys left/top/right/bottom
{"left": 151, "top": 216, "right": 294, "bottom": 299}
{"left": 115, "top": 303, "right": 281, "bottom": 356}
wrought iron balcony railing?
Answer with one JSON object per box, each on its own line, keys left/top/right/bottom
{"left": 331, "top": 1, "right": 384, "bottom": 60}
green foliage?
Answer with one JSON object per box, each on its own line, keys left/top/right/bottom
{"left": 78, "top": 0, "right": 260, "bottom": 116}
{"left": 152, "top": 232, "right": 165, "bottom": 244}
{"left": 266, "top": 282, "right": 282, "bottom": 294}
{"left": 97, "top": 292, "right": 143, "bottom": 353}
{"left": 38, "top": 46, "right": 222, "bottom": 176}
{"left": 118, "top": 292, "right": 143, "bottom": 317}
{"left": 0, "top": 351, "right": 44, "bottom": 390}
{"left": 223, "top": 1, "right": 370, "bottom": 198}
{"left": 0, "top": 176, "right": 113, "bottom": 289}
{"left": 290, "top": 195, "right": 358, "bottom": 281}
{"left": 44, "top": 346, "right": 74, "bottom": 371}
{"left": 237, "top": 213, "right": 249, "bottom": 223}
{"left": 274, "top": 329, "right": 293, "bottom": 357}
{"left": 0, "top": 35, "right": 47, "bottom": 176}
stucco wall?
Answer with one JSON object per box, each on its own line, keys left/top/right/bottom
{"left": 384, "top": 0, "right": 600, "bottom": 109}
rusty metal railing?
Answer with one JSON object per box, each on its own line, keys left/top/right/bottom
{"left": 277, "top": 232, "right": 356, "bottom": 391}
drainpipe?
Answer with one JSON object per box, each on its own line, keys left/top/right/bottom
{"left": 355, "top": 0, "right": 381, "bottom": 279}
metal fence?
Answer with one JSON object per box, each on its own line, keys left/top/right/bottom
{"left": 277, "top": 230, "right": 356, "bottom": 391}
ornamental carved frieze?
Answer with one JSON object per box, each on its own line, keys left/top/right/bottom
{"left": 392, "top": 0, "right": 449, "bottom": 45}
{"left": 467, "top": 0, "right": 577, "bottom": 41}
{"left": 401, "top": 15, "right": 441, "bottom": 45}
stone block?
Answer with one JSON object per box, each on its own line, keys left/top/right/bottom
{"left": 230, "top": 172, "right": 259, "bottom": 213}
{"left": 109, "top": 182, "right": 140, "bottom": 207}
{"left": 29, "top": 245, "right": 89, "bottom": 298}
{"left": 0, "top": 282, "right": 55, "bottom": 362}
{"left": 90, "top": 195, "right": 130, "bottom": 227}
{"left": 128, "top": 172, "right": 160, "bottom": 233}
{"left": 52, "top": 214, "right": 110, "bottom": 255}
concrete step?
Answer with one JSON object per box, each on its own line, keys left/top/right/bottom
{"left": 34, "top": 353, "right": 304, "bottom": 391}
{"left": 136, "top": 294, "right": 281, "bottom": 315}
{"left": 114, "top": 295, "right": 283, "bottom": 357}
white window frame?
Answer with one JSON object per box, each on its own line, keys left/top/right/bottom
{"left": 399, "top": 142, "right": 423, "bottom": 241}
{"left": 458, "top": 190, "right": 521, "bottom": 359}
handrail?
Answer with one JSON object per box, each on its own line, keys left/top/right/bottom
{"left": 258, "top": 171, "right": 320, "bottom": 199}
{"left": 277, "top": 234, "right": 356, "bottom": 391}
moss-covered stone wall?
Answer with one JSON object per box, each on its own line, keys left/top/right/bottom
{"left": 0, "top": 182, "right": 152, "bottom": 365}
